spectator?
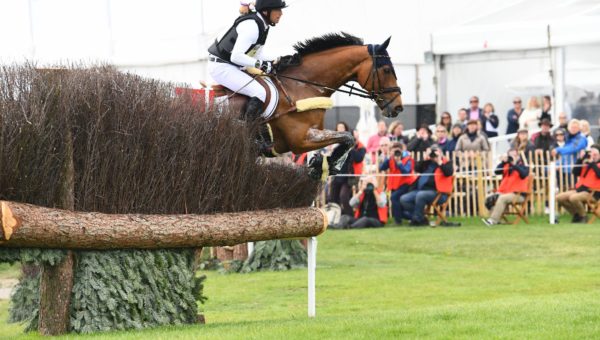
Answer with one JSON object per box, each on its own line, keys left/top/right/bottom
{"left": 481, "top": 102, "right": 500, "bottom": 138}
{"left": 328, "top": 122, "right": 354, "bottom": 215}
{"left": 552, "top": 119, "right": 588, "bottom": 175}
{"left": 388, "top": 121, "right": 410, "bottom": 144}
{"left": 367, "top": 120, "right": 388, "bottom": 162}
{"left": 468, "top": 96, "right": 482, "bottom": 121}
{"left": 511, "top": 128, "right": 536, "bottom": 160}
{"left": 457, "top": 108, "right": 468, "bottom": 129}
{"left": 377, "top": 136, "right": 391, "bottom": 165}
{"left": 348, "top": 177, "right": 388, "bottom": 228}
{"left": 407, "top": 124, "right": 434, "bottom": 153}
{"left": 380, "top": 144, "right": 417, "bottom": 224}
{"left": 445, "top": 123, "right": 464, "bottom": 156}
{"left": 455, "top": 120, "right": 490, "bottom": 153}
{"left": 540, "top": 95, "right": 552, "bottom": 122}
{"left": 434, "top": 124, "right": 451, "bottom": 155}
{"left": 519, "top": 96, "right": 542, "bottom": 133}
{"left": 400, "top": 147, "right": 454, "bottom": 226}
{"left": 506, "top": 97, "right": 523, "bottom": 134}
{"left": 482, "top": 149, "right": 530, "bottom": 226}
{"left": 580, "top": 119, "right": 595, "bottom": 150}
{"left": 439, "top": 111, "right": 452, "bottom": 132}
{"left": 532, "top": 118, "right": 555, "bottom": 154}
{"left": 558, "top": 112, "right": 568, "bottom": 129}
{"left": 556, "top": 144, "right": 600, "bottom": 223}
{"left": 351, "top": 129, "right": 367, "bottom": 176}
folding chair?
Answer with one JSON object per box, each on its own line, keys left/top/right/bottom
{"left": 425, "top": 189, "right": 454, "bottom": 226}
{"left": 586, "top": 191, "right": 599, "bottom": 224}
{"left": 500, "top": 176, "right": 534, "bottom": 225}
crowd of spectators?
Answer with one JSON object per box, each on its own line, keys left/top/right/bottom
{"left": 317, "top": 94, "right": 599, "bottom": 228}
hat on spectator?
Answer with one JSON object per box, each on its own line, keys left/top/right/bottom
{"left": 467, "top": 119, "right": 478, "bottom": 125}
{"left": 517, "top": 127, "right": 528, "bottom": 133}
{"left": 553, "top": 128, "right": 566, "bottom": 136}
{"left": 538, "top": 118, "right": 553, "bottom": 127}
{"left": 591, "top": 144, "right": 600, "bottom": 152}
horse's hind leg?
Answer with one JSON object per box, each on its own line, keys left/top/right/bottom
{"left": 298, "top": 128, "right": 354, "bottom": 179}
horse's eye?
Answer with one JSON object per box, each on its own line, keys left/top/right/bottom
{"left": 383, "top": 68, "right": 392, "bottom": 74}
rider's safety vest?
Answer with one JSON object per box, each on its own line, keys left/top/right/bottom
{"left": 575, "top": 161, "right": 600, "bottom": 191}
{"left": 208, "top": 13, "right": 269, "bottom": 64}
{"left": 497, "top": 163, "right": 529, "bottom": 194}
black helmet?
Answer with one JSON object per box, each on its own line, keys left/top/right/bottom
{"left": 255, "top": 0, "right": 287, "bottom": 11}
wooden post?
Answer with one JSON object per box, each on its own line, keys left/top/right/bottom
{"left": 476, "top": 153, "right": 486, "bottom": 216}
{"left": 36, "top": 69, "right": 75, "bottom": 336}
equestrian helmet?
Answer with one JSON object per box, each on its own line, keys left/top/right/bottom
{"left": 255, "top": 0, "right": 287, "bottom": 11}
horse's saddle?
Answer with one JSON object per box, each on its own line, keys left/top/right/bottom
{"left": 176, "top": 73, "right": 278, "bottom": 120}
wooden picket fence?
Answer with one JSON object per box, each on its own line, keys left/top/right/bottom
{"left": 319, "top": 150, "right": 578, "bottom": 218}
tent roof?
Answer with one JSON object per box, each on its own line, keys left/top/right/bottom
{"left": 432, "top": 0, "right": 600, "bottom": 55}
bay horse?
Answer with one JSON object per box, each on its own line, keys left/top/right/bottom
{"left": 217, "top": 32, "right": 403, "bottom": 179}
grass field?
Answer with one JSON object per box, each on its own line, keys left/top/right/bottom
{"left": 1, "top": 217, "right": 599, "bottom": 339}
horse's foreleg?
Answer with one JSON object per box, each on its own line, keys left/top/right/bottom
{"left": 299, "top": 129, "right": 354, "bottom": 179}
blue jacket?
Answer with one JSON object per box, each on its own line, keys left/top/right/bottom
{"left": 555, "top": 132, "right": 588, "bottom": 173}
{"left": 506, "top": 109, "right": 521, "bottom": 134}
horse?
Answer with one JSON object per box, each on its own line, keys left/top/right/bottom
{"left": 214, "top": 32, "right": 404, "bottom": 179}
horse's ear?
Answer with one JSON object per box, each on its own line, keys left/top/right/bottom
{"left": 378, "top": 36, "right": 392, "bottom": 52}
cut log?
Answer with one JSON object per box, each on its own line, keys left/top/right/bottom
{"left": 0, "top": 201, "right": 328, "bottom": 249}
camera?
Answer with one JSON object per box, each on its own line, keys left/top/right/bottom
{"left": 429, "top": 150, "right": 438, "bottom": 158}
{"left": 393, "top": 150, "right": 402, "bottom": 158}
{"left": 364, "top": 183, "right": 375, "bottom": 193}
{"left": 507, "top": 156, "right": 514, "bottom": 164}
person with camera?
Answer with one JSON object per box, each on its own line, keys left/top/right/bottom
{"left": 347, "top": 177, "right": 388, "bottom": 228}
{"left": 379, "top": 143, "right": 417, "bottom": 224}
{"left": 400, "top": 146, "right": 454, "bottom": 226}
{"left": 556, "top": 144, "right": 600, "bottom": 223}
{"left": 407, "top": 124, "right": 434, "bottom": 154}
{"left": 482, "top": 148, "right": 530, "bottom": 226}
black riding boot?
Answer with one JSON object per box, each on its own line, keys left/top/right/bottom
{"left": 243, "top": 97, "right": 274, "bottom": 156}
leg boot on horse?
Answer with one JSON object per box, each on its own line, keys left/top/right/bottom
{"left": 243, "top": 97, "right": 275, "bottom": 157}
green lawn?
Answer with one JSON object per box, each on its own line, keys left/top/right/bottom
{"left": 1, "top": 217, "right": 600, "bottom": 339}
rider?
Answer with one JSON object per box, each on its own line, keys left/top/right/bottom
{"left": 207, "top": 0, "right": 286, "bottom": 154}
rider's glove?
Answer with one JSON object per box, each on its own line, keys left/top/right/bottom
{"left": 256, "top": 60, "right": 274, "bottom": 74}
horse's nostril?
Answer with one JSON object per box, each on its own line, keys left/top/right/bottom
{"left": 395, "top": 106, "right": 404, "bottom": 113}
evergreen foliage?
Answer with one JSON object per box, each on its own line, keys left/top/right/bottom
{"left": 240, "top": 240, "right": 307, "bottom": 273}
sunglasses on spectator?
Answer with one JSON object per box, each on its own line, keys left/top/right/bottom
{"left": 436, "top": 130, "right": 447, "bottom": 133}
{"left": 513, "top": 101, "right": 522, "bottom": 104}
{"left": 469, "top": 100, "right": 478, "bottom": 103}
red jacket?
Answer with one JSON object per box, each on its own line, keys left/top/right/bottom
{"left": 387, "top": 156, "right": 417, "bottom": 190}
{"left": 354, "top": 189, "right": 388, "bottom": 224}
{"left": 575, "top": 162, "right": 600, "bottom": 191}
{"left": 352, "top": 142, "right": 366, "bottom": 175}
{"left": 497, "top": 163, "right": 529, "bottom": 194}
{"left": 433, "top": 158, "right": 454, "bottom": 193}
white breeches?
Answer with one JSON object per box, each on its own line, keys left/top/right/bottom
{"left": 208, "top": 62, "right": 267, "bottom": 102}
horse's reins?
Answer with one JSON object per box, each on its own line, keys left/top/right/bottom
{"left": 272, "top": 48, "right": 402, "bottom": 109}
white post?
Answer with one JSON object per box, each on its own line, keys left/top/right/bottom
{"left": 247, "top": 242, "right": 254, "bottom": 256}
{"left": 549, "top": 161, "right": 557, "bottom": 224}
{"left": 307, "top": 236, "right": 317, "bottom": 318}
{"left": 553, "top": 47, "right": 566, "bottom": 122}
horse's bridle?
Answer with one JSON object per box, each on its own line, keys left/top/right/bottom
{"left": 362, "top": 46, "right": 403, "bottom": 114}
{"left": 273, "top": 46, "right": 402, "bottom": 111}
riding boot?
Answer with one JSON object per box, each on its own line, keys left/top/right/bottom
{"left": 242, "top": 97, "right": 274, "bottom": 155}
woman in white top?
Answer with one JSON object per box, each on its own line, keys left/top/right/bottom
{"left": 579, "top": 119, "right": 595, "bottom": 150}
{"left": 519, "top": 96, "right": 542, "bottom": 133}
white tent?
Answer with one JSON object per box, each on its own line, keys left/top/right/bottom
{"left": 431, "top": 0, "right": 600, "bottom": 129}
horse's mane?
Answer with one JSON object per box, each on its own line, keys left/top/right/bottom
{"left": 293, "top": 32, "right": 364, "bottom": 57}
